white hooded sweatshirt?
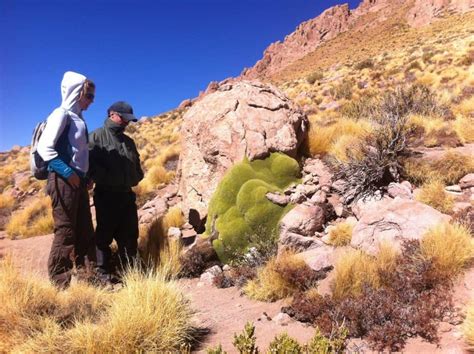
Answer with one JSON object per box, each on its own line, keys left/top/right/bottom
{"left": 37, "top": 71, "right": 89, "bottom": 176}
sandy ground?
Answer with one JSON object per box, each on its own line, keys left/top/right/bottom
{"left": 1, "top": 231, "right": 473, "bottom": 353}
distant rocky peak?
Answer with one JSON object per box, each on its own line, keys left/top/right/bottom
{"left": 240, "top": 0, "right": 473, "bottom": 80}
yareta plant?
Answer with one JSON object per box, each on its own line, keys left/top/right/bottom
{"left": 204, "top": 152, "right": 301, "bottom": 264}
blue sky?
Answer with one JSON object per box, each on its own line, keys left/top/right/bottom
{"left": 0, "top": 0, "right": 361, "bottom": 151}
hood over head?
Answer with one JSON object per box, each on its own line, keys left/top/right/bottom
{"left": 60, "top": 71, "right": 87, "bottom": 113}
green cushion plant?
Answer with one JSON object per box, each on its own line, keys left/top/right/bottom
{"left": 204, "top": 152, "right": 301, "bottom": 263}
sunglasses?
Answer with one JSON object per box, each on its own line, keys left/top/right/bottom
{"left": 85, "top": 93, "right": 95, "bottom": 100}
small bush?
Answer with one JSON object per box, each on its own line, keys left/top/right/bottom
{"left": 6, "top": 196, "right": 53, "bottom": 238}
{"left": 268, "top": 332, "right": 301, "bottom": 353}
{"left": 306, "top": 71, "right": 324, "bottom": 85}
{"left": 233, "top": 322, "right": 259, "bottom": 354}
{"left": 355, "top": 58, "right": 374, "bottom": 70}
{"left": 416, "top": 179, "right": 454, "bottom": 214}
{"left": 421, "top": 222, "right": 474, "bottom": 279}
{"left": 304, "top": 326, "right": 347, "bottom": 353}
{"left": 283, "top": 240, "right": 453, "bottom": 351}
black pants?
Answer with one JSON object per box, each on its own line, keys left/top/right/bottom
{"left": 46, "top": 172, "right": 95, "bottom": 288}
{"left": 94, "top": 189, "right": 138, "bottom": 274}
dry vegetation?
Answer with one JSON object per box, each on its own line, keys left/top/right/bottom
{"left": 279, "top": 12, "right": 474, "bottom": 175}
{"left": 0, "top": 256, "right": 196, "bottom": 353}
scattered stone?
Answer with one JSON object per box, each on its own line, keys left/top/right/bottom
{"left": 280, "top": 204, "right": 325, "bottom": 235}
{"left": 460, "top": 174, "right": 474, "bottom": 189}
{"left": 273, "top": 312, "right": 292, "bottom": 326}
{"left": 303, "top": 158, "right": 333, "bottom": 187}
{"left": 387, "top": 182, "right": 413, "bottom": 199}
{"left": 266, "top": 192, "right": 290, "bottom": 206}
{"left": 167, "top": 227, "right": 181, "bottom": 239}
{"left": 199, "top": 265, "right": 223, "bottom": 286}
{"left": 298, "top": 244, "right": 336, "bottom": 273}
{"left": 445, "top": 185, "right": 462, "bottom": 193}
{"left": 319, "top": 101, "right": 341, "bottom": 111}
{"left": 290, "top": 191, "right": 306, "bottom": 204}
{"left": 331, "top": 179, "right": 346, "bottom": 193}
{"left": 310, "top": 190, "right": 327, "bottom": 204}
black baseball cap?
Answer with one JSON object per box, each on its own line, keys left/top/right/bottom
{"left": 108, "top": 101, "right": 137, "bottom": 122}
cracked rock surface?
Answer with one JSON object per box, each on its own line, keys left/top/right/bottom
{"left": 178, "top": 80, "right": 307, "bottom": 221}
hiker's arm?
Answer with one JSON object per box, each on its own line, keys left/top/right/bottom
{"left": 88, "top": 133, "right": 106, "bottom": 183}
{"left": 132, "top": 140, "right": 144, "bottom": 182}
{"left": 37, "top": 108, "right": 68, "bottom": 162}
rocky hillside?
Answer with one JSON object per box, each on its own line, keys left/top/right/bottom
{"left": 241, "top": 0, "right": 474, "bottom": 80}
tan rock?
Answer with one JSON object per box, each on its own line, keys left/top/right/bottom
{"left": 351, "top": 197, "right": 451, "bottom": 255}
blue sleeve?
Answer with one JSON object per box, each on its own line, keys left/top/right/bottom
{"left": 48, "top": 157, "right": 74, "bottom": 179}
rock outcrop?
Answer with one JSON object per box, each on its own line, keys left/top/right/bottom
{"left": 407, "top": 0, "right": 474, "bottom": 27}
{"left": 178, "top": 81, "right": 307, "bottom": 223}
{"left": 351, "top": 197, "right": 451, "bottom": 255}
{"left": 240, "top": 0, "right": 473, "bottom": 80}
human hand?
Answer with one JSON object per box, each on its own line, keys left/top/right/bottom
{"left": 87, "top": 179, "right": 94, "bottom": 190}
{"left": 67, "top": 173, "right": 80, "bottom": 189}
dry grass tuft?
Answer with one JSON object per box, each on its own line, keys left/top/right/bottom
{"left": 331, "top": 249, "right": 379, "bottom": 300}
{"left": 306, "top": 118, "right": 371, "bottom": 158}
{"left": 405, "top": 151, "right": 474, "bottom": 186}
{"left": 5, "top": 196, "right": 53, "bottom": 238}
{"left": 244, "top": 252, "right": 307, "bottom": 302}
{"left": 416, "top": 179, "right": 455, "bottom": 214}
{"left": 421, "top": 222, "right": 474, "bottom": 279}
{"left": 454, "top": 115, "right": 474, "bottom": 143}
{"left": 0, "top": 257, "right": 195, "bottom": 353}
{"left": 328, "top": 221, "right": 354, "bottom": 246}
{"left": 163, "top": 206, "right": 185, "bottom": 230}
{"left": 0, "top": 192, "right": 15, "bottom": 210}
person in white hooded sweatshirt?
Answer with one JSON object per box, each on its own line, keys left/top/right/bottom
{"left": 37, "top": 71, "right": 96, "bottom": 288}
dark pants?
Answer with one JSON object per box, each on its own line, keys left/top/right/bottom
{"left": 46, "top": 172, "right": 95, "bottom": 288}
{"left": 94, "top": 189, "right": 138, "bottom": 274}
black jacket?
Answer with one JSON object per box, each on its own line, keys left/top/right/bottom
{"left": 89, "top": 119, "right": 144, "bottom": 191}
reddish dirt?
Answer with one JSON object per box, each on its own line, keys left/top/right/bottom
{"left": 1, "top": 232, "right": 473, "bottom": 353}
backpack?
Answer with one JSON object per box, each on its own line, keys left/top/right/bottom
{"left": 30, "top": 112, "right": 70, "bottom": 180}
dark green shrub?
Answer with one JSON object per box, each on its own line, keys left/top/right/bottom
{"left": 304, "top": 327, "right": 347, "bottom": 353}
{"left": 205, "top": 153, "right": 300, "bottom": 263}
{"left": 233, "top": 322, "right": 259, "bottom": 354}
{"left": 206, "top": 344, "right": 227, "bottom": 354}
{"left": 268, "top": 333, "right": 301, "bottom": 353}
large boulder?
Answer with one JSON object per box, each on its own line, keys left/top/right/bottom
{"left": 351, "top": 197, "right": 451, "bottom": 255}
{"left": 178, "top": 81, "right": 307, "bottom": 223}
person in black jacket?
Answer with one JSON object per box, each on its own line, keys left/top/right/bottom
{"left": 88, "top": 101, "right": 144, "bottom": 282}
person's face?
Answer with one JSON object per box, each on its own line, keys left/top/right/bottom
{"left": 109, "top": 112, "right": 129, "bottom": 127}
{"left": 78, "top": 88, "right": 95, "bottom": 111}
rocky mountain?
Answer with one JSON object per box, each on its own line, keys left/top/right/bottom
{"left": 241, "top": 0, "right": 474, "bottom": 80}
